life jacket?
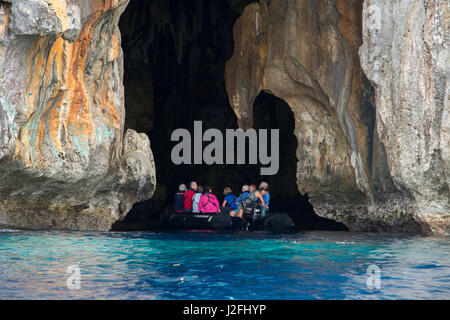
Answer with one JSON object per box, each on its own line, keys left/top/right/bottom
{"left": 199, "top": 193, "right": 220, "bottom": 213}
{"left": 183, "top": 188, "right": 196, "bottom": 210}
{"left": 242, "top": 190, "right": 261, "bottom": 209}
{"left": 174, "top": 192, "right": 184, "bottom": 212}
{"left": 236, "top": 191, "right": 249, "bottom": 206}
{"left": 224, "top": 194, "right": 237, "bottom": 208}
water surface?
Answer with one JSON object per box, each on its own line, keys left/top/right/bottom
{"left": 0, "top": 230, "right": 449, "bottom": 299}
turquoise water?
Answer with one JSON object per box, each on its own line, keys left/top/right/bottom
{"left": 0, "top": 230, "right": 449, "bottom": 300}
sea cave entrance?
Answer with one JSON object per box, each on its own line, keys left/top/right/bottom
{"left": 114, "top": 0, "right": 347, "bottom": 231}
{"left": 250, "top": 92, "right": 348, "bottom": 231}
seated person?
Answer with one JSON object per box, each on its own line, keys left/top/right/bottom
{"left": 221, "top": 187, "right": 237, "bottom": 213}
{"left": 232, "top": 184, "right": 267, "bottom": 218}
{"left": 229, "top": 185, "right": 250, "bottom": 217}
{"left": 198, "top": 186, "right": 220, "bottom": 214}
{"left": 236, "top": 185, "right": 250, "bottom": 207}
{"left": 192, "top": 185, "right": 203, "bottom": 213}
{"left": 183, "top": 181, "right": 197, "bottom": 213}
{"left": 174, "top": 184, "right": 186, "bottom": 213}
{"left": 259, "top": 181, "right": 270, "bottom": 218}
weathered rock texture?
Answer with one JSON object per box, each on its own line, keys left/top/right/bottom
{"left": 225, "top": 0, "right": 449, "bottom": 234}
{"left": 360, "top": 0, "right": 449, "bottom": 234}
{"left": 0, "top": 0, "right": 156, "bottom": 231}
{"left": 0, "top": 0, "right": 447, "bottom": 235}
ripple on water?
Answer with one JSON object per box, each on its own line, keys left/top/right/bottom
{"left": 0, "top": 231, "right": 449, "bottom": 299}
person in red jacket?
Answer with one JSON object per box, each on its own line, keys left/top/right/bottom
{"left": 183, "top": 181, "right": 197, "bottom": 213}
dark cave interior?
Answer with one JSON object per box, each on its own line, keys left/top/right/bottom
{"left": 114, "top": 0, "right": 348, "bottom": 231}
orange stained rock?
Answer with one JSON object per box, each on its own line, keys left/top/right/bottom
{"left": 18, "top": 3, "right": 125, "bottom": 167}
{"left": 335, "top": 0, "right": 363, "bottom": 50}
{"left": 109, "top": 30, "right": 120, "bottom": 62}
{"left": 100, "top": 69, "right": 120, "bottom": 130}
{"left": 21, "top": 36, "right": 69, "bottom": 164}
{"left": 64, "top": 13, "right": 102, "bottom": 147}
{"left": 19, "top": 38, "right": 51, "bottom": 166}
{"left": 90, "top": 0, "right": 129, "bottom": 12}
{"left": 63, "top": 8, "right": 122, "bottom": 151}
{"left": 49, "top": 0, "right": 69, "bottom": 32}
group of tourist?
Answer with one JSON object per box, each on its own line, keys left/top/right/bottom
{"left": 174, "top": 181, "right": 270, "bottom": 218}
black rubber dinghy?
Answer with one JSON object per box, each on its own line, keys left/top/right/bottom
{"left": 161, "top": 210, "right": 295, "bottom": 234}
{"left": 161, "top": 212, "right": 245, "bottom": 232}
{"left": 263, "top": 213, "right": 295, "bottom": 234}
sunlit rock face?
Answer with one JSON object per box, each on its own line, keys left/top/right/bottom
{"left": 0, "top": 0, "right": 156, "bottom": 231}
{"left": 0, "top": 0, "right": 447, "bottom": 235}
{"left": 225, "top": 0, "right": 449, "bottom": 234}
{"left": 360, "top": 0, "right": 449, "bottom": 235}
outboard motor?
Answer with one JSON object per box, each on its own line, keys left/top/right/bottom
{"left": 243, "top": 207, "right": 264, "bottom": 231}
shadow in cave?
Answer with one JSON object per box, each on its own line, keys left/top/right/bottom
{"left": 249, "top": 92, "right": 348, "bottom": 232}
{"left": 113, "top": 0, "right": 251, "bottom": 230}
{"left": 113, "top": 0, "right": 347, "bottom": 232}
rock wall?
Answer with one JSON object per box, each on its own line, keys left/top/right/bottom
{"left": 0, "top": 0, "right": 156, "bottom": 231}
{"left": 225, "top": 0, "right": 449, "bottom": 234}
{"left": 0, "top": 0, "right": 447, "bottom": 234}
{"left": 360, "top": 0, "right": 449, "bottom": 234}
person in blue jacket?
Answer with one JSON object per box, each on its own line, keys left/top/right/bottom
{"left": 259, "top": 181, "right": 270, "bottom": 217}
{"left": 229, "top": 185, "right": 250, "bottom": 217}
{"left": 221, "top": 187, "right": 237, "bottom": 214}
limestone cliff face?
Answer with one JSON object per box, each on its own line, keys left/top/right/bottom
{"left": 225, "top": 0, "right": 449, "bottom": 234}
{"left": 360, "top": 0, "right": 449, "bottom": 234}
{"left": 0, "top": 0, "right": 156, "bottom": 231}
{"left": 0, "top": 0, "right": 447, "bottom": 235}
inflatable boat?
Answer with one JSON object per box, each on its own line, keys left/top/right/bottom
{"left": 242, "top": 207, "right": 295, "bottom": 233}
{"left": 160, "top": 208, "right": 294, "bottom": 234}
{"left": 160, "top": 212, "right": 244, "bottom": 232}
